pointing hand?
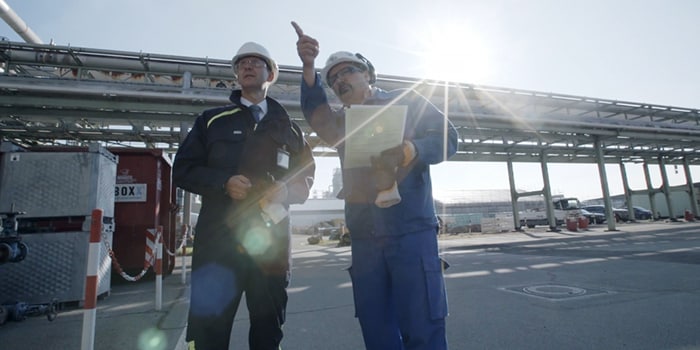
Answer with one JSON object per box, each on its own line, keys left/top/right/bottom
{"left": 292, "top": 21, "right": 319, "bottom": 66}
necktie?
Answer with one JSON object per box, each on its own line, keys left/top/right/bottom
{"left": 249, "top": 104, "right": 263, "bottom": 122}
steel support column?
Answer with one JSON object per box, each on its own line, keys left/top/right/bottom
{"left": 594, "top": 137, "right": 617, "bottom": 230}
{"left": 684, "top": 157, "right": 699, "bottom": 216}
{"left": 619, "top": 161, "right": 636, "bottom": 221}
{"left": 540, "top": 153, "right": 557, "bottom": 231}
{"left": 507, "top": 159, "right": 521, "bottom": 230}
{"left": 658, "top": 156, "right": 677, "bottom": 220}
{"left": 643, "top": 162, "right": 659, "bottom": 220}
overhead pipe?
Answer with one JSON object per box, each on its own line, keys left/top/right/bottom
{"left": 3, "top": 42, "right": 698, "bottom": 127}
{"left": 3, "top": 42, "right": 698, "bottom": 126}
{"left": 1, "top": 77, "right": 699, "bottom": 146}
{"left": 6, "top": 42, "right": 698, "bottom": 122}
{"left": 447, "top": 112, "right": 700, "bottom": 139}
{"left": 2, "top": 79, "right": 698, "bottom": 145}
{"left": 0, "top": 0, "right": 42, "bottom": 44}
{"left": 4, "top": 48, "right": 234, "bottom": 79}
{"left": 379, "top": 74, "right": 700, "bottom": 120}
{"left": 1, "top": 41, "right": 300, "bottom": 83}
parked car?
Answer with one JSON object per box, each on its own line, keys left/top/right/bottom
{"left": 615, "top": 208, "right": 630, "bottom": 222}
{"left": 580, "top": 208, "right": 605, "bottom": 224}
{"left": 582, "top": 205, "right": 629, "bottom": 222}
{"left": 622, "top": 206, "right": 653, "bottom": 220}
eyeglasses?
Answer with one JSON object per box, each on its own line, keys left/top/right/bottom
{"left": 327, "top": 65, "right": 364, "bottom": 87}
{"left": 235, "top": 57, "right": 267, "bottom": 70}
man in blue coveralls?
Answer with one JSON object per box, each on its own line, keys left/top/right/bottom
{"left": 293, "top": 22, "right": 458, "bottom": 350}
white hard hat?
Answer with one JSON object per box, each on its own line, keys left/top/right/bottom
{"left": 321, "top": 51, "right": 376, "bottom": 86}
{"left": 232, "top": 42, "right": 279, "bottom": 84}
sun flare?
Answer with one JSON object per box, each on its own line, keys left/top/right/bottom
{"left": 417, "top": 22, "right": 492, "bottom": 84}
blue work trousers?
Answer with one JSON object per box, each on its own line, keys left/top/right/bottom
{"left": 349, "top": 230, "right": 448, "bottom": 350}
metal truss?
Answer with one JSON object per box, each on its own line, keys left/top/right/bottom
{"left": 1, "top": 41, "right": 699, "bottom": 165}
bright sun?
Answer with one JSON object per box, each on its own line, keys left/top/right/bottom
{"left": 417, "top": 22, "right": 492, "bottom": 84}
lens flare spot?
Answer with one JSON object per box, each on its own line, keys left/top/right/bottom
{"left": 241, "top": 226, "right": 272, "bottom": 256}
{"left": 137, "top": 327, "right": 166, "bottom": 350}
{"left": 190, "top": 263, "right": 236, "bottom": 316}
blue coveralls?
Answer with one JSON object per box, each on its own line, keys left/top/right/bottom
{"left": 300, "top": 74, "right": 458, "bottom": 350}
{"left": 173, "top": 90, "right": 315, "bottom": 349}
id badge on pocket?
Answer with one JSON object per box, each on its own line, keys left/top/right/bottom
{"left": 277, "top": 148, "right": 290, "bottom": 169}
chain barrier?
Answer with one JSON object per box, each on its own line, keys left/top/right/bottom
{"left": 164, "top": 225, "right": 189, "bottom": 257}
{"left": 101, "top": 225, "right": 149, "bottom": 282}
{"left": 100, "top": 223, "right": 189, "bottom": 282}
{"left": 99, "top": 217, "right": 147, "bottom": 281}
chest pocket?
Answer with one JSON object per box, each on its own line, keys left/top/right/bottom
{"left": 206, "top": 120, "right": 249, "bottom": 172}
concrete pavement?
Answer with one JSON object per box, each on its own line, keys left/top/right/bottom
{"left": 0, "top": 219, "right": 696, "bottom": 349}
{"left": 0, "top": 256, "right": 191, "bottom": 350}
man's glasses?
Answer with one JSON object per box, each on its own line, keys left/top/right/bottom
{"left": 327, "top": 65, "right": 364, "bottom": 87}
{"left": 235, "top": 57, "right": 267, "bottom": 70}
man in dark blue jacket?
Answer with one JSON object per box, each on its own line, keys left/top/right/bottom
{"left": 293, "top": 22, "right": 458, "bottom": 350}
{"left": 173, "top": 41, "right": 315, "bottom": 350}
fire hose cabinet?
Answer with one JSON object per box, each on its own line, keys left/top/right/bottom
{"left": 0, "top": 145, "right": 116, "bottom": 304}
{"left": 110, "top": 148, "right": 177, "bottom": 278}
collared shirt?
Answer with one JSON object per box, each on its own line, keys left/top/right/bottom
{"left": 241, "top": 97, "right": 268, "bottom": 121}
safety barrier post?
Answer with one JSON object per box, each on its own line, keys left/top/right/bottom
{"left": 81, "top": 209, "right": 102, "bottom": 350}
{"left": 181, "top": 224, "right": 187, "bottom": 285}
{"left": 155, "top": 225, "right": 163, "bottom": 311}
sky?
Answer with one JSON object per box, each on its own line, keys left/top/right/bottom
{"left": 2, "top": 0, "right": 699, "bottom": 201}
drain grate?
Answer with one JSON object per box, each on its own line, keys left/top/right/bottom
{"left": 502, "top": 283, "right": 609, "bottom": 301}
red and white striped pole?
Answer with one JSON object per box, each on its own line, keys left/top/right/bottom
{"left": 81, "top": 209, "right": 102, "bottom": 350}
{"left": 155, "top": 225, "right": 163, "bottom": 311}
{"left": 181, "top": 224, "right": 187, "bottom": 285}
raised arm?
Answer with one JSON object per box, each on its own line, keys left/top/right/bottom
{"left": 292, "top": 21, "right": 319, "bottom": 88}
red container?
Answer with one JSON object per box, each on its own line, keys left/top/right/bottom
{"left": 110, "top": 148, "right": 177, "bottom": 278}
{"left": 577, "top": 216, "right": 589, "bottom": 230}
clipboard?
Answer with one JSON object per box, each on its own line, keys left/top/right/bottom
{"left": 343, "top": 105, "right": 407, "bottom": 169}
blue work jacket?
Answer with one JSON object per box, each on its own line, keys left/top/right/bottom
{"left": 301, "top": 73, "right": 458, "bottom": 238}
{"left": 173, "top": 90, "right": 315, "bottom": 269}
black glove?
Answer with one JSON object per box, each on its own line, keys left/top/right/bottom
{"left": 377, "top": 144, "right": 405, "bottom": 169}
{"left": 370, "top": 154, "right": 397, "bottom": 191}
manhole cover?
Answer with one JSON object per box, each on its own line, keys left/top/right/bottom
{"left": 523, "top": 284, "right": 586, "bottom": 298}
{"left": 502, "top": 283, "right": 609, "bottom": 301}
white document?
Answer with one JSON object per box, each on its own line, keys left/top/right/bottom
{"left": 343, "top": 105, "right": 407, "bottom": 169}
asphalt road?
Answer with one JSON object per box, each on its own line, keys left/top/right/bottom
{"left": 228, "top": 222, "right": 700, "bottom": 350}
